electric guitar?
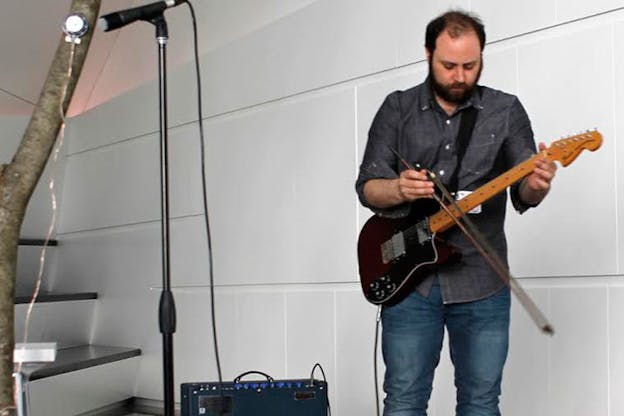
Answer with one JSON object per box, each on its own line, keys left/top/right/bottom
{"left": 357, "top": 131, "right": 603, "bottom": 305}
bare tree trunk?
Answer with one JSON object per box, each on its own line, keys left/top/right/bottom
{"left": 0, "top": 1, "right": 101, "bottom": 414}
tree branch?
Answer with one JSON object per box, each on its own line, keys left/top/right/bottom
{"left": 0, "top": 1, "right": 101, "bottom": 414}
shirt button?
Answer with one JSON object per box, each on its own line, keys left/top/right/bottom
{"left": 445, "top": 144, "right": 451, "bottom": 150}
{"left": 439, "top": 170, "right": 445, "bottom": 176}
{"left": 446, "top": 119, "right": 451, "bottom": 125}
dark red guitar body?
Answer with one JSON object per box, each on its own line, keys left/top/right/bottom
{"left": 357, "top": 131, "right": 604, "bottom": 305}
{"left": 357, "top": 203, "right": 458, "bottom": 306}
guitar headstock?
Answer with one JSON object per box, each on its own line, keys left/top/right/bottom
{"left": 546, "top": 130, "right": 603, "bottom": 166}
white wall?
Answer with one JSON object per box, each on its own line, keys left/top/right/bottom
{"left": 56, "top": 1, "right": 624, "bottom": 415}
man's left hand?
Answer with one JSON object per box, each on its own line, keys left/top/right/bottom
{"left": 520, "top": 142, "right": 557, "bottom": 205}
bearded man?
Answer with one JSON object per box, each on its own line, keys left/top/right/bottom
{"left": 355, "top": 10, "right": 556, "bottom": 416}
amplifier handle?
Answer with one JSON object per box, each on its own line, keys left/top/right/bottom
{"left": 233, "top": 370, "right": 275, "bottom": 384}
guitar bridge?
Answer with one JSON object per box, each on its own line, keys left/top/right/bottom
{"left": 381, "top": 232, "right": 406, "bottom": 264}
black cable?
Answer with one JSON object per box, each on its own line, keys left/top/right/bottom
{"left": 184, "top": 0, "right": 224, "bottom": 385}
{"left": 309, "top": 363, "right": 331, "bottom": 416}
{"left": 373, "top": 306, "right": 382, "bottom": 416}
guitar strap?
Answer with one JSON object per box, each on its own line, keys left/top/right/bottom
{"left": 447, "top": 105, "right": 479, "bottom": 194}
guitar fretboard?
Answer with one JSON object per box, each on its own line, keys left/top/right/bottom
{"left": 428, "top": 154, "right": 541, "bottom": 234}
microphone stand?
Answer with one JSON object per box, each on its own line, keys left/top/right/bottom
{"left": 150, "top": 14, "right": 176, "bottom": 416}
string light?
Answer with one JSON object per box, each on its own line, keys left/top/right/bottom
{"left": 10, "top": 16, "right": 82, "bottom": 416}
{"left": 63, "top": 13, "right": 89, "bottom": 44}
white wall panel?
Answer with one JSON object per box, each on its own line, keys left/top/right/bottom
{"left": 609, "top": 286, "right": 624, "bottom": 416}
{"left": 480, "top": 46, "right": 518, "bottom": 95}
{"left": 501, "top": 288, "right": 550, "bottom": 416}
{"left": 507, "top": 24, "right": 617, "bottom": 277}
{"left": 169, "top": 216, "right": 210, "bottom": 287}
{"left": 335, "top": 290, "right": 380, "bottom": 416}
{"left": 556, "top": 0, "right": 624, "bottom": 23}
{"left": 614, "top": 21, "right": 624, "bottom": 274}
{"left": 56, "top": 218, "right": 217, "bottom": 292}
{"left": 60, "top": 134, "right": 160, "bottom": 233}
{"left": 69, "top": 54, "right": 202, "bottom": 155}
{"left": 67, "top": 83, "right": 158, "bottom": 155}
{"left": 205, "top": 88, "right": 357, "bottom": 285}
{"left": 285, "top": 291, "right": 335, "bottom": 400}
{"left": 549, "top": 287, "right": 608, "bottom": 415}
{"left": 65, "top": 120, "right": 202, "bottom": 233}
{"left": 472, "top": 0, "right": 556, "bottom": 42}
{"left": 215, "top": 290, "right": 287, "bottom": 380}
{"left": 168, "top": 123, "right": 204, "bottom": 218}
{"left": 201, "top": 0, "right": 396, "bottom": 117}
{"left": 395, "top": 0, "right": 471, "bottom": 65}
{"left": 517, "top": 25, "right": 613, "bottom": 138}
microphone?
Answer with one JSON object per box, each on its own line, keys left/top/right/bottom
{"left": 98, "top": 0, "right": 185, "bottom": 32}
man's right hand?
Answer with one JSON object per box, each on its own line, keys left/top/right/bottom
{"left": 397, "top": 169, "right": 435, "bottom": 202}
{"left": 363, "top": 170, "right": 435, "bottom": 209}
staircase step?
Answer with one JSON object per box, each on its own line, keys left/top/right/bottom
{"left": 14, "top": 291, "right": 98, "bottom": 304}
{"left": 21, "top": 345, "right": 142, "bottom": 416}
{"left": 19, "top": 344, "right": 141, "bottom": 381}
{"left": 18, "top": 238, "right": 58, "bottom": 246}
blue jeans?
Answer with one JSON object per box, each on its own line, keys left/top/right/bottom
{"left": 381, "top": 282, "right": 510, "bottom": 416}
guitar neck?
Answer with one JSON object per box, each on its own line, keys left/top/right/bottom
{"left": 428, "top": 154, "right": 541, "bottom": 234}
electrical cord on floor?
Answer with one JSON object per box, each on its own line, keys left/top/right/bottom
{"left": 184, "top": 0, "right": 224, "bottom": 388}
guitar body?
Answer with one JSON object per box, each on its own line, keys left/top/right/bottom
{"left": 357, "top": 201, "right": 458, "bottom": 306}
{"left": 357, "top": 131, "right": 603, "bottom": 306}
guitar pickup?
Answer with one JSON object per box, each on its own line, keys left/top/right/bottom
{"left": 416, "top": 220, "right": 431, "bottom": 245}
{"left": 381, "top": 232, "right": 406, "bottom": 264}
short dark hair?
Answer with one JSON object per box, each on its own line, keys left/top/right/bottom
{"left": 425, "top": 10, "right": 486, "bottom": 54}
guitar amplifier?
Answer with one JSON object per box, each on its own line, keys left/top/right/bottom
{"left": 181, "top": 371, "right": 328, "bottom": 416}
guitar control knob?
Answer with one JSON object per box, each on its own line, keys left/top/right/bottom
{"left": 386, "top": 282, "right": 397, "bottom": 292}
{"left": 369, "top": 281, "right": 380, "bottom": 291}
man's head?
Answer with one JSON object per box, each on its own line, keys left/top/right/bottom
{"left": 425, "top": 11, "right": 485, "bottom": 107}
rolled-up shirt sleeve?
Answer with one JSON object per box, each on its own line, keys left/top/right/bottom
{"left": 504, "top": 97, "right": 539, "bottom": 214}
{"left": 355, "top": 92, "right": 410, "bottom": 218}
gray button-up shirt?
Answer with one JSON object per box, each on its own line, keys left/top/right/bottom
{"left": 356, "top": 79, "right": 537, "bottom": 303}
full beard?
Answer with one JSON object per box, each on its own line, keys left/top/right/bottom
{"left": 429, "top": 61, "right": 482, "bottom": 105}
